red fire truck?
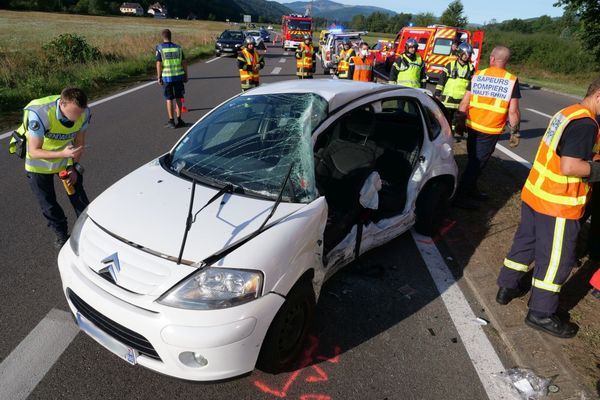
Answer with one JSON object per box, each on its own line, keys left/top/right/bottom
{"left": 281, "top": 14, "right": 313, "bottom": 51}
{"left": 375, "top": 25, "right": 484, "bottom": 82}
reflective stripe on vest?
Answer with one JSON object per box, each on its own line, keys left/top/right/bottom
{"left": 440, "top": 60, "right": 473, "bottom": 109}
{"left": 351, "top": 56, "right": 373, "bottom": 82}
{"left": 521, "top": 104, "right": 600, "bottom": 219}
{"left": 337, "top": 49, "right": 354, "bottom": 78}
{"left": 23, "top": 96, "right": 86, "bottom": 174}
{"left": 395, "top": 53, "right": 422, "bottom": 88}
{"left": 159, "top": 46, "right": 184, "bottom": 78}
{"left": 238, "top": 48, "right": 259, "bottom": 89}
{"left": 296, "top": 44, "right": 314, "bottom": 76}
{"left": 466, "top": 67, "right": 517, "bottom": 134}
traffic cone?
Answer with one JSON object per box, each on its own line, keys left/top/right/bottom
{"left": 591, "top": 268, "right": 600, "bottom": 291}
{"left": 181, "top": 97, "right": 188, "bottom": 113}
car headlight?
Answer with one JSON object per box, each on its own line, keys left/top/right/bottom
{"left": 216, "top": 42, "right": 222, "bottom": 47}
{"left": 69, "top": 209, "right": 88, "bottom": 256}
{"left": 157, "top": 268, "right": 263, "bottom": 310}
{"left": 235, "top": 43, "right": 241, "bottom": 47}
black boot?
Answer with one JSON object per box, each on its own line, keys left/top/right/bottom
{"left": 496, "top": 286, "right": 527, "bottom": 305}
{"left": 525, "top": 312, "right": 578, "bottom": 338}
{"left": 53, "top": 231, "right": 69, "bottom": 250}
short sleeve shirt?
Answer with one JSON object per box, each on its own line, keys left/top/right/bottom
{"left": 556, "top": 118, "right": 599, "bottom": 160}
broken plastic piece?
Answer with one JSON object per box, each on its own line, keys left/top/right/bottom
{"left": 474, "top": 317, "right": 489, "bottom": 326}
{"left": 493, "top": 368, "right": 551, "bottom": 400}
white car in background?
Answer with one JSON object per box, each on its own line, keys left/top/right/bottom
{"left": 58, "top": 80, "right": 457, "bottom": 381}
{"left": 245, "top": 30, "right": 266, "bottom": 49}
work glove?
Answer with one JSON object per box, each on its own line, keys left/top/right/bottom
{"left": 507, "top": 122, "right": 521, "bottom": 148}
{"left": 454, "top": 111, "right": 467, "bottom": 136}
{"left": 586, "top": 161, "right": 600, "bottom": 183}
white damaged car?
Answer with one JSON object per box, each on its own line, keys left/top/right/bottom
{"left": 58, "top": 80, "right": 457, "bottom": 381}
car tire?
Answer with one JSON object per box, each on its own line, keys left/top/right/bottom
{"left": 257, "top": 278, "right": 315, "bottom": 374}
{"left": 215, "top": 51, "right": 221, "bottom": 57}
{"left": 323, "top": 67, "right": 330, "bottom": 75}
{"left": 414, "top": 180, "right": 451, "bottom": 236}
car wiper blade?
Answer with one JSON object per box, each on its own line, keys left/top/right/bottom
{"left": 176, "top": 172, "right": 234, "bottom": 265}
{"left": 199, "top": 163, "right": 294, "bottom": 268}
{"left": 178, "top": 168, "right": 244, "bottom": 194}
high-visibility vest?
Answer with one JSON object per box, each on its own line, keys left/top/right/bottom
{"left": 337, "top": 49, "right": 354, "bottom": 79}
{"left": 521, "top": 104, "right": 600, "bottom": 220}
{"left": 238, "top": 48, "right": 260, "bottom": 90}
{"left": 157, "top": 43, "right": 185, "bottom": 82}
{"left": 351, "top": 55, "right": 373, "bottom": 82}
{"left": 19, "top": 95, "right": 87, "bottom": 174}
{"left": 295, "top": 43, "right": 314, "bottom": 78}
{"left": 466, "top": 67, "right": 517, "bottom": 134}
{"left": 394, "top": 53, "right": 423, "bottom": 88}
{"left": 437, "top": 60, "right": 474, "bottom": 109}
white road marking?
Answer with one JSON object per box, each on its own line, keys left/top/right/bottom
{"left": 205, "top": 56, "right": 221, "bottom": 64}
{"left": 525, "top": 108, "right": 552, "bottom": 119}
{"left": 279, "top": 58, "right": 286, "bottom": 63}
{"left": 283, "top": 52, "right": 289, "bottom": 56}
{"left": 0, "top": 309, "right": 79, "bottom": 400}
{"left": 271, "top": 67, "right": 282, "bottom": 75}
{"left": 495, "top": 144, "right": 533, "bottom": 169}
{"left": 411, "top": 230, "right": 519, "bottom": 400}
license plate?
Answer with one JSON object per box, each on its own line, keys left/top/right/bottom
{"left": 76, "top": 311, "right": 138, "bottom": 365}
{"left": 223, "top": 48, "right": 234, "bottom": 52}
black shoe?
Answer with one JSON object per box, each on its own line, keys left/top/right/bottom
{"left": 525, "top": 312, "right": 578, "bottom": 338}
{"left": 496, "top": 286, "right": 527, "bottom": 305}
{"left": 468, "top": 189, "right": 490, "bottom": 201}
{"left": 165, "top": 119, "right": 176, "bottom": 129}
{"left": 592, "top": 289, "right": 600, "bottom": 300}
{"left": 175, "top": 118, "right": 186, "bottom": 128}
{"left": 452, "top": 195, "right": 479, "bottom": 210}
{"left": 53, "top": 232, "right": 69, "bottom": 250}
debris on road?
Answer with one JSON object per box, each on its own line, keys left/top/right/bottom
{"left": 474, "top": 317, "right": 489, "bottom": 326}
{"left": 397, "top": 284, "right": 418, "bottom": 299}
{"left": 493, "top": 367, "right": 552, "bottom": 399}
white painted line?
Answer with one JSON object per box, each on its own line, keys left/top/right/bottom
{"left": 271, "top": 67, "right": 282, "bottom": 75}
{"left": 205, "top": 56, "right": 221, "bottom": 64}
{"left": 279, "top": 58, "right": 286, "bottom": 63}
{"left": 0, "top": 131, "right": 11, "bottom": 140}
{"left": 0, "top": 309, "right": 79, "bottom": 400}
{"left": 525, "top": 108, "right": 552, "bottom": 119}
{"left": 411, "top": 229, "right": 518, "bottom": 400}
{"left": 283, "top": 52, "right": 289, "bottom": 56}
{"left": 495, "top": 144, "right": 533, "bottom": 169}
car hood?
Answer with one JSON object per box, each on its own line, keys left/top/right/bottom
{"left": 87, "top": 160, "right": 306, "bottom": 265}
{"left": 217, "top": 39, "right": 243, "bottom": 45}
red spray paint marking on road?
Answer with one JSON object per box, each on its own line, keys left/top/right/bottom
{"left": 416, "top": 219, "right": 457, "bottom": 244}
{"left": 253, "top": 335, "right": 340, "bottom": 399}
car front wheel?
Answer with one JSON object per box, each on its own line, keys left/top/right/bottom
{"left": 257, "top": 278, "right": 315, "bottom": 373}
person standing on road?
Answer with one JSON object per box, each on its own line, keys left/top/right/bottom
{"left": 349, "top": 42, "right": 374, "bottom": 82}
{"left": 434, "top": 42, "right": 475, "bottom": 139}
{"left": 8, "top": 88, "right": 91, "bottom": 249}
{"left": 156, "top": 29, "right": 188, "bottom": 129}
{"left": 453, "top": 46, "right": 521, "bottom": 209}
{"left": 295, "top": 34, "right": 316, "bottom": 79}
{"left": 237, "top": 36, "right": 264, "bottom": 91}
{"left": 335, "top": 39, "right": 355, "bottom": 80}
{"left": 496, "top": 76, "right": 600, "bottom": 338}
{"left": 389, "top": 38, "right": 426, "bottom": 88}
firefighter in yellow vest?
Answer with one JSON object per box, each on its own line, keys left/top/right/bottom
{"left": 295, "top": 34, "right": 316, "bottom": 79}
{"left": 434, "top": 42, "right": 475, "bottom": 138}
{"left": 349, "top": 42, "right": 374, "bottom": 82}
{"left": 8, "top": 88, "right": 91, "bottom": 249}
{"left": 156, "top": 29, "right": 188, "bottom": 129}
{"left": 336, "top": 39, "right": 355, "bottom": 80}
{"left": 496, "top": 77, "right": 600, "bottom": 338}
{"left": 389, "top": 38, "right": 426, "bottom": 88}
{"left": 237, "top": 36, "right": 265, "bottom": 91}
{"left": 453, "top": 46, "right": 521, "bottom": 209}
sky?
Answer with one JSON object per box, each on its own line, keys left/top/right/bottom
{"left": 278, "top": 0, "right": 565, "bottom": 25}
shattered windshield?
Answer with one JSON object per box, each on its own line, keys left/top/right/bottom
{"left": 169, "top": 93, "right": 328, "bottom": 203}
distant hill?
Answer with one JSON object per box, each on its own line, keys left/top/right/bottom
{"left": 285, "top": 0, "right": 396, "bottom": 21}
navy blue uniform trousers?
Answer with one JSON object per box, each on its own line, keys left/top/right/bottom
{"left": 27, "top": 171, "right": 89, "bottom": 235}
{"left": 460, "top": 128, "right": 500, "bottom": 192}
{"left": 498, "top": 202, "right": 580, "bottom": 315}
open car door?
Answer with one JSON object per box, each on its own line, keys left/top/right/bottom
{"left": 471, "top": 30, "right": 484, "bottom": 70}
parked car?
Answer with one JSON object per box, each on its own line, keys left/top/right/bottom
{"left": 245, "top": 30, "right": 266, "bottom": 49}
{"left": 58, "top": 80, "right": 457, "bottom": 382}
{"left": 215, "top": 29, "right": 245, "bottom": 56}
{"left": 259, "top": 28, "right": 271, "bottom": 43}
{"left": 321, "top": 31, "right": 366, "bottom": 75}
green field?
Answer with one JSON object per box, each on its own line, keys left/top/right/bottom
{"left": 0, "top": 10, "right": 229, "bottom": 128}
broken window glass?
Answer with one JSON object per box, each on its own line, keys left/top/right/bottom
{"left": 169, "top": 93, "right": 328, "bottom": 203}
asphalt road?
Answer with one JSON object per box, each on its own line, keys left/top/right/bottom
{"left": 0, "top": 42, "right": 579, "bottom": 400}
